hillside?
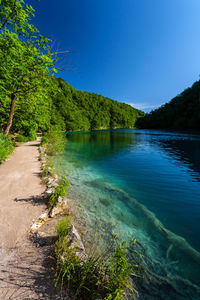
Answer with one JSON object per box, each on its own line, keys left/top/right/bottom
{"left": 136, "top": 80, "right": 200, "bottom": 129}
{"left": 0, "top": 77, "right": 144, "bottom": 135}
{"left": 50, "top": 78, "right": 145, "bottom": 131}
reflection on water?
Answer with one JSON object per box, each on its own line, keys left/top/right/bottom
{"left": 55, "top": 129, "right": 200, "bottom": 299}
{"left": 156, "top": 137, "right": 200, "bottom": 181}
{"left": 66, "top": 130, "right": 138, "bottom": 162}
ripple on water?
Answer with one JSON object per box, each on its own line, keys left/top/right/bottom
{"left": 54, "top": 129, "right": 200, "bottom": 299}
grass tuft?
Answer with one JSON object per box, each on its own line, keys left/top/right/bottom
{"left": 43, "top": 129, "right": 66, "bottom": 156}
{"left": 49, "top": 176, "right": 69, "bottom": 208}
{"left": 56, "top": 216, "right": 73, "bottom": 239}
{"left": 55, "top": 221, "right": 140, "bottom": 300}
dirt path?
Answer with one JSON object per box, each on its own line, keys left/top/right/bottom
{"left": 0, "top": 140, "right": 65, "bottom": 299}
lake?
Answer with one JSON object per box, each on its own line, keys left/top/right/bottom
{"left": 55, "top": 129, "right": 200, "bottom": 299}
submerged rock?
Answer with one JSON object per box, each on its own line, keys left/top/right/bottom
{"left": 70, "top": 225, "right": 85, "bottom": 252}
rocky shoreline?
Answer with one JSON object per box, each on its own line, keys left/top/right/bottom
{"left": 30, "top": 144, "right": 87, "bottom": 262}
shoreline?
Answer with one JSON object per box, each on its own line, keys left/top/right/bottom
{"left": 53, "top": 129, "right": 200, "bottom": 299}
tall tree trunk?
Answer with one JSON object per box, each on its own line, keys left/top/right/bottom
{"left": 4, "top": 94, "right": 16, "bottom": 135}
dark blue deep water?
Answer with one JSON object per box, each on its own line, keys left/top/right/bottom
{"left": 55, "top": 129, "right": 200, "bottom": 299}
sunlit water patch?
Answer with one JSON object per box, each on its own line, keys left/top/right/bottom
{"left": 54, "top": 129, "right": 200, "bottom": 299}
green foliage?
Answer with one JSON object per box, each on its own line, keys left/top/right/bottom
{"left": 16, "top": 132, "right": 36, "bottom": 142}
{"left": 0, "top": 0, "right": 36, "bottom": 34}
{"left": 0, "top": 132, "right": 14, "bottom": 162}
{"left": 0, "top": 0, "right": 57, "bottom": 135}
{"left": 136, "top": 80, "right": 200, "bottom": 129}
{"left": 49, "top": 176, "right": 69, "bottom": 207}
{"left": 41, "top": 159, "right": 54, "bottom": 179}
{"left": 45, "top": 129, "right": 66, "bottom": 156}
{"left": 56, "top": 216, "right": 73, "bottom": 239}
{"left": 41, "top": 134, "right": 49, "bottom": 146}
{"left": 55, "top": 229, "right": 138, "bottom": 300}
{"left": 50, "top": 78, "right": 145, "bottom": 132}
{"left": 15, "top": 120, "right": 37, "bottom": 141}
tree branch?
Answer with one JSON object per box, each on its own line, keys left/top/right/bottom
{"left": 15, "top": 84, "right": 40, "bottom": 95}
{"left": 51, "top": 50, "right": 72, "bottom": 55}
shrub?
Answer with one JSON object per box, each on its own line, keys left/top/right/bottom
{"left": 41, "top": 134, "right": 49, "bottom": 146}
{"left": 45, "top": 129, "right": 66, "bottom": 156}
{"left": 55, "top": 227, "right": 139, "bottom": 300}
{"left": 0, "top": 132, "right": 14, "bottom": 163}
{"left": 49, "top": 176, "right": 69, "bottom": 207}
{"left": 56, "top": 216, "right": 73, "bottom": 239}
{"left": 41, "top": 160, "right": 55, "bottom": 179}
{"left": 16, "top": 134, "right": 35, "bottom": 142}
{"left": 15, "top": 121, "right": 37, "bottom": 142}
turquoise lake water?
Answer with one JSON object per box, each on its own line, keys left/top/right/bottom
{"left": 55, "top": 129, "right": 200, "bottom": 299}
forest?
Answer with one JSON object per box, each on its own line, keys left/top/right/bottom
{"left": 0, "top": 74, "right": 144, "bottom": 136}
{"left": 50, "top": 78, "right": 144, "bottom": 132}
{"left": 136, "top": 81, "right": 200, "bottom": 129}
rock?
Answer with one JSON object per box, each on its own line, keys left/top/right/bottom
{"left": 46, "top": 188, "right": 53, "bottom": 194}
{"left": 57, "top": 196, "right": 63, "bottom": 204}
{"left": 49, "top": 205, "right": 63, "bottom": 218}
{"left": 47, "top": 177, "right": 54, "bottom": 187}
{"left": 76, "top": 251, "right": 88, "bottom": 260}
{"left": 48, "top": 177, "right": 54, "bottom": 183}
{"left": 52, "top": 182, "right": 58, "bottom": 188}
{"left": 54, "top": 174, "right": 59, "bottom": 181}
{"left": 31, "top": 222, "right": 43, "bottom": 232}
{"left": 47, "top": 181, "right": 58, "bottom": 189}
{"left": 39, "top": 211, "right": 49, "bottom": 221}
{"left": 70, "top": 225, "right": 85, "bottom": 251}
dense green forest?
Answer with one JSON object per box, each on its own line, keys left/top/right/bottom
{"left": 0, "top": 74, "right": 144, "bottom": 135}
{"left": 49, "top": 78, "right": 144, "bottom": 131}
{"left": 0, "top": 0, "right": 144, "bottom": 140}
{"left": 136, "top": 81, "right": 200, "bottom": 129}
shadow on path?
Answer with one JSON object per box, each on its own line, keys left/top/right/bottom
{"left": 14, "top": 193, "right": 49, "bottom": 206}
{"left": 0, "top": 245, "right": 69, "bottom": 300}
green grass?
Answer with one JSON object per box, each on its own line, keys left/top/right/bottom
{"left": 49, "top": 176, "right": 69, "bottom": 208}
{"left": 56, "top": 216, "right": 73, "bottom": 239}
{"left": 0, "top": 132, "right": 14, "bottom": 163}
{"left": 41, "top": 159, "right": 55, "bottom": 179}
{"left": 55, "top": 218, "right": 140, "bottom": 300}
{"left": 44, "top": 129, "right": 66, "bottom": 156}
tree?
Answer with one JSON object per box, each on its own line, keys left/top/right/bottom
{"left": 0, "top": 29, "right": 55, "bottom": 135}
{"left": 0, "top": 0, "right": 57, "bottom": 135}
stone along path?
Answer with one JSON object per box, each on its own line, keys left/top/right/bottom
{"left": 0, "top": 140, "right": 65, "bottom": 299}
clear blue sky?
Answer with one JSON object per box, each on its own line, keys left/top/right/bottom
{"left": 28, "top": 0, "right": 200, "bottom": 112}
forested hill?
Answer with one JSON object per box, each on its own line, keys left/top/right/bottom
{"left": 0, "top": 77, "right": 144, "bottom": 136}
{"left": 136, "top": 81, "right": 200, "bottom": 129}
{"left": 51, "top": 78, "right": 144, "bottom": 131}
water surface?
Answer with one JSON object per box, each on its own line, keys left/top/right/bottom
{"left": 55, "top": 129, "right": 200, "bottom": 299}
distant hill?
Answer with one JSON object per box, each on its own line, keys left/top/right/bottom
{"left": 51, "top": 78, "right": 145, "bottom": 131}
{"left": 136, "top": 81, "right": 200, "bottom": 129}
